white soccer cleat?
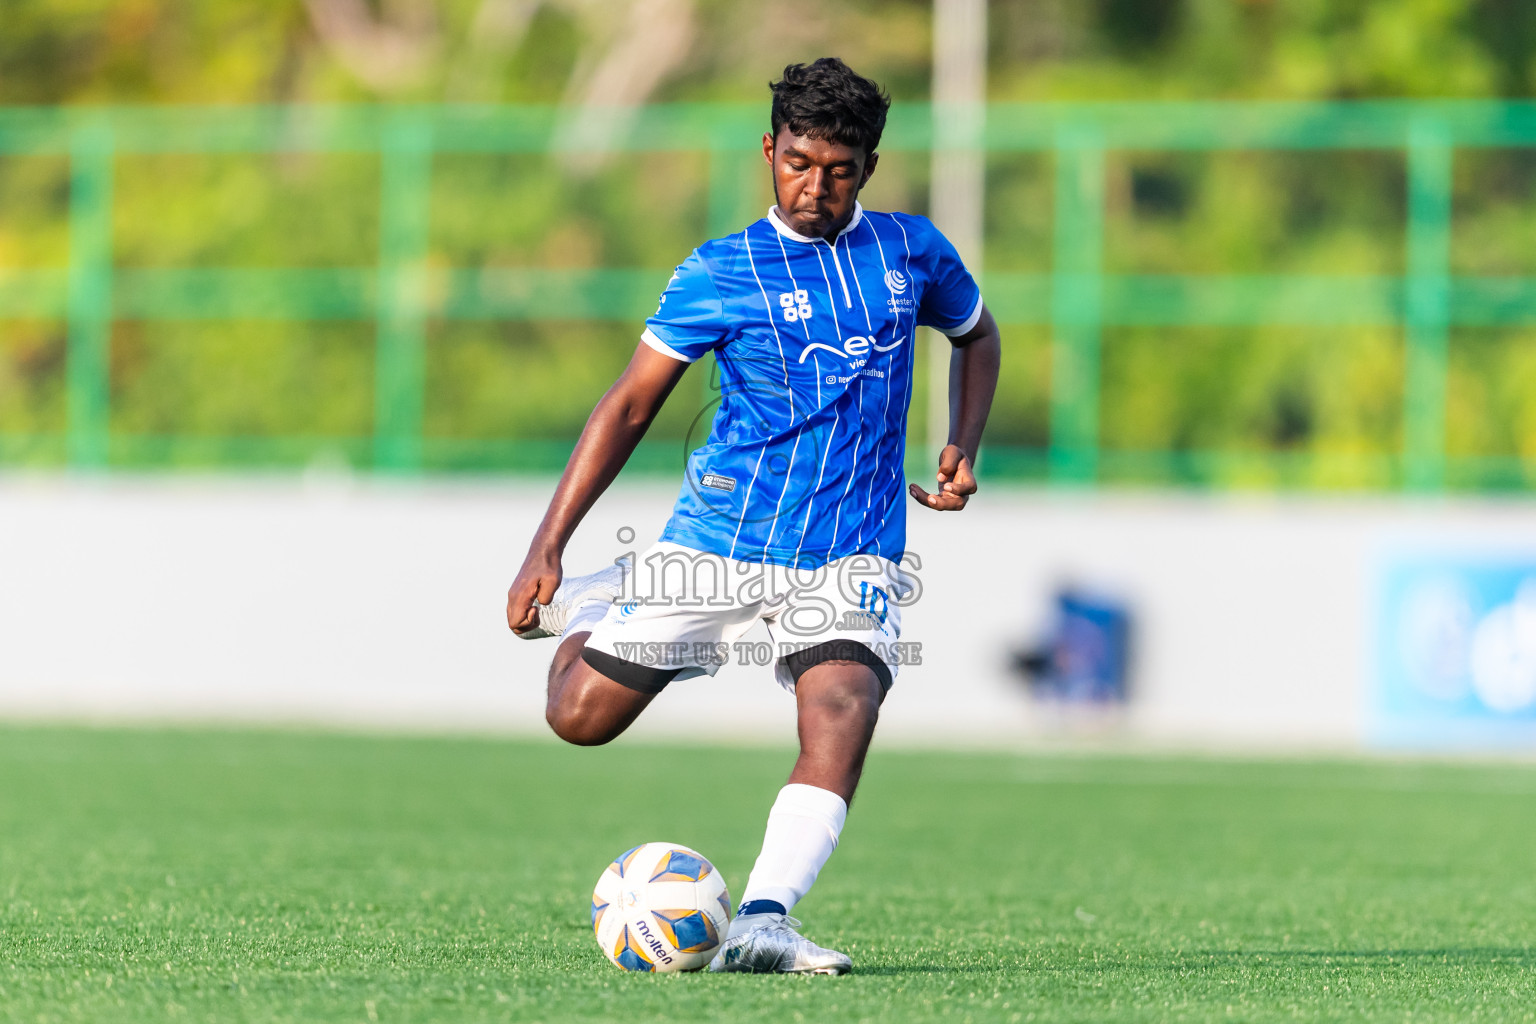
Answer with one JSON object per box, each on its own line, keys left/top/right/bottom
{"left": 516, "top": 558, "right": 630, "bottom": 640}
{"left": 707, "top": 914, "right": 851, "bottom": 975}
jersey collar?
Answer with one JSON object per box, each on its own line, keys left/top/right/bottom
{"left": 766, "top": 202, "right": 864, "bottom": 244}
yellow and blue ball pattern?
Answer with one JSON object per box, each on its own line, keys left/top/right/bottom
{"left": 651, "top": 908, "right": 720, "bottom": 954}
{"left": 608, "top": 845, "right": 645, "bottom": 878}
{"left": 591, "top": 894, "right": 608, "bottom": 938}
{"left": 611, "top": 925, "right": 656, "bottom": 973}
{"left": 648, "top": 850, "right": 712, "bottom": 883}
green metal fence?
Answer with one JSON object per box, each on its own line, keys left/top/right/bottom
{"left": 3, "top": 101, "right": 1536, "bottom": 487}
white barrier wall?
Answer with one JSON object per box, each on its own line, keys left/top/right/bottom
{"left": 3, "top": 475, "right": 1535, "bottom": 748}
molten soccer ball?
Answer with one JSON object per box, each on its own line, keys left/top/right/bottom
{"left": 591, "top": 842, "right": 731, "bottom": 972}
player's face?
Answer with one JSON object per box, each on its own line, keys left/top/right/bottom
{"left": 763, "top": 127, "right": 878, "bottom": 241}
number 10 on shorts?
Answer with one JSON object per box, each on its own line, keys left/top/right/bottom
{"left": 858, "top": 581, "right": 889, "bottom": 624}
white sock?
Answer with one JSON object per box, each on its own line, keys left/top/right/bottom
{"left": 730, "top": 783, "right": 847, "bottom": 936}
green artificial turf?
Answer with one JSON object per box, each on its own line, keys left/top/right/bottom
{"left": 3, "top": 727, "right": 1536, "bottom": 1022}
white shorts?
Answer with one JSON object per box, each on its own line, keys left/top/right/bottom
{"left": 581, "top": 542, "right": 917, "bottom": 694}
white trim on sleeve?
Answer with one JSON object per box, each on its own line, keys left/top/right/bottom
{"left": 640, "top": 327, "right": 696, "bottom": 363}
{"left": 938, "top": 294, "right": 985, "bottom": 338}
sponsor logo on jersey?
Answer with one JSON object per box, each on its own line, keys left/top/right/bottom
{"left": 884, "top": 270, "right": 908, "bottom": 295}
{"left": 700, "top": 473, "right": 737, "bottom": 492}
{"left": 798, "top": 332, "right": 906, "bottom": 364}
{"left": 778, "top": 289, "right": 813, "bottom": 323}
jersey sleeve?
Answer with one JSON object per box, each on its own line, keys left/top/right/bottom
{"left": 642, "top": 251, "right": 729, "bottom": 363}
{"left": 916, "top": 225, "right": 984, "bottom": 338}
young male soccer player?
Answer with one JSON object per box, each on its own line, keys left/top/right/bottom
{"left": 506, "top": 57, "right": 1000, "bottom": 974}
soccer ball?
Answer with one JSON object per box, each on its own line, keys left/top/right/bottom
{"left": 591, "top": 842, "right": 731, "bottom": 972}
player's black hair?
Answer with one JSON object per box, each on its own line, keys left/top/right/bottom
{"left": 769, "top": 58, "right": 891, "bottom": 154}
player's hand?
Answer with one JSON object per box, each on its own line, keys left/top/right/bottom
{"left": 506, "top": 547, "right": 563, "bottom": 634}
{"left": 909, "top": 444, "right": 976, "bottom": 511}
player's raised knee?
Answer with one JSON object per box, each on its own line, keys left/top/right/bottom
{"left": 544, "top": 700, "right": 623, "bottom": 746}
{"left": 544, "top": 681, "right": 630, "bottom": 745}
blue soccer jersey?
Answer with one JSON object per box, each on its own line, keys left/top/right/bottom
{"left": 642, "top": 202, "right": 982, "bottom": 569}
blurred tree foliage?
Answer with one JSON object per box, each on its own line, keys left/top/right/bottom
{"left": 1, "top": 0, "right": 1534, "bottom": 484}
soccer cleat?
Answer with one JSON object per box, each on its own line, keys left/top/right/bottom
{"left": 707, "top": 914, "right": 851, "bottom": 975}
{"left": 516, "top": 557, "right": 630, "bottom": 640}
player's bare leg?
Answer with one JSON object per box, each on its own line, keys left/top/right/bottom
{"left": 711, "top": 658, "right": 883, "bottom": 974}
{"left": 788, "top": 660, "right": 885, "bottom": 804}
{"left": 543, "top": 631, "right": 656, "bottom": 746}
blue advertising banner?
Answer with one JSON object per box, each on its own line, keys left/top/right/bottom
{"left": 1376, "top": 556, "right": 1536, "bottom": 746}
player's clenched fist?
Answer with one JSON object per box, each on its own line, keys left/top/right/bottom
{"left": 908, "top": 444, "right": 975, "bottom": 511}
{"left": 506, "top": 548, "right": 562, "bottom": 634}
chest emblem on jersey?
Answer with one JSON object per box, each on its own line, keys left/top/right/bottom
{"left": 778, "top": 290, "right": 813, "bottom": 323}
{"left": 884, "top": 270, "right": 914, "bottom": 314}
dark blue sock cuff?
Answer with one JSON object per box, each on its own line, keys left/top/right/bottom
{"left": 737, "top": 899, "right": 787, "bottom": 918}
